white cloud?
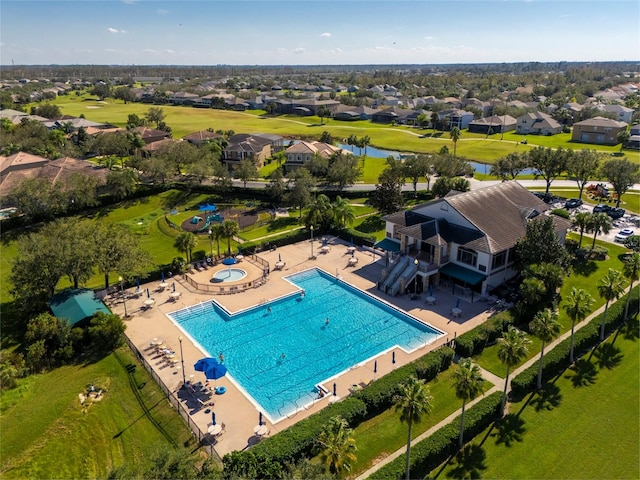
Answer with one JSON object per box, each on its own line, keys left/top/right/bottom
{"left": 294, "top": 48, "right": 305, "bottom": 54}
{"left": 107, "top": 27, "right": 126, "bottom": 34}
{"left": 165, "top": 49, "right": 175, "bottom": 54}
{"left": 157, "top": 9, "right": 169, "bottom": 15}
{"left": 424, "top": 36, "right": 434, "bottom": 40}
{"left": 142, "top": 49, "right": 156, "bottom": 54}
{"left": 320, "top": 32, "right": 332, "bottom": 38}
{"left": 333, "top": 48, "right": 343, "bottom": 54}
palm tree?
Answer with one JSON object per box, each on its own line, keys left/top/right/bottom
{"left": 529, "top": 309, "right": 562, "bottom": 390}
{"left": 394, "top": 376, "right": 433, "bottom": 480}
{"left": 622, "top": 253, "right": 640, "bottom": 321}
{"left": 430, "top": 111, "right": 439, "bottom": 131}
{"left": 221, "top": 219, "right": 239, "bottom": 256}
{"left": 449, "top": 126, "right": 461, "bottom": 159}
{"left": 174, "top": 232, "right": 196, "bottom": 264}
{"left": 315, "top": 415, "right": 357, "bottom": 477}
{"left": 453, "top": 358, "right": 484, "bottom": 448}
{"left": 497, "top": 326, "right": 531, "bottom": 415}
{"left": 597, "top": 269, "right": 626, "bottom": 341}
{"left": 211, "top": 223, "right": 225, "bottom": 258}
{"left": 361, "top": 135, "right": 371, "bottom": 157}
{"left": 305, "top": 194, "right": 333, "bottom": 230}
{"left": 588, "top": 213, "right": 613, "bottom": 250}
{"left": 563, "top": 287, "right": 595, "bottom": 363}
{"left": 572, "top": 212, "right": 592, "bottom": 249}
{"left": 331, "top": 196, "right": 356, "bottom": 229}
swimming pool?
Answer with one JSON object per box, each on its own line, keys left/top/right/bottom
{"left": 212, "top": 268, "right": 247, "bottom": 282}
{"left": 170, "top": 268, "right": 444, "bottom": 421}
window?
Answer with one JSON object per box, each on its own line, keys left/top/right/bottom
{"left": 457, "top": 247, "right": 477, "bottom": 267}
{"left": 491, "top": 251, "right": 507, "bottom": 270}
{"left": 296, "top": 154, "right": 302, "bottom": 162}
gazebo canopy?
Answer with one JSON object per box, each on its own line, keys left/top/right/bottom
{"left": 48, "top": 288, "right": 110, "bottom": 326}
{"left": 199, "top": 203, "right": 217, "bottom": 213}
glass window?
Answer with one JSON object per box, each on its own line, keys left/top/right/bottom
{"left": 491, "top": 251, "right": 507, "bottom": 270}
{"left": 457, "top": 247, "right": 477, "bottom": 267}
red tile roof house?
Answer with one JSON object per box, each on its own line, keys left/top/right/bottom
{"left": 377, "top": 181, "right": 570, "bottom": 299}
{"left": 571, "top": 116, "right": 628, "bottom": 146}
{"left": 284, "top": 141, "right": 352, "bottom": 170}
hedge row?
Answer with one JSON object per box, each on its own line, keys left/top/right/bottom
{"left": 222, "top": 346, "right": 454, "bottom": 478}
{"left": 369, "top": 391, "right": 502, "bottom": 480}
{"left": 454, "top": 310, "right": 514, "bottom": 357}
{"left": 511, "top": 286, "right": 638, "bottom": 398}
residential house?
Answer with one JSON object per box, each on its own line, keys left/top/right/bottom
{"left": 371, "top": 106, "right": 412, "bottom": 124}
{"left": 376, "top": 181, "right": 570, "bottom": 297}
{"left": 222, "top": 133, "right": 283, "bottom": 168}
{"left": 571, "top": 116, "right": 628, "bottom": 146}
{"left": 182, "top": 130, "right": 222, "bottom": 145}
{"left": 0, "top": 153, "right": 107, "bottom": 197}
{"left": 438, "top": 109, "right": 475, "bottom": 130}
{"left": 515, "top": 112, "right": 562, "bottom": 135}
{"left": 284, "top": 141, "right": 351, "bottom": 169}
{"left": 169, "top": 92, "right": 200, "bottom": 106}
{"left": 333, "top": 105, "right": 376, "bottom": 121}
{"left": 627, "top": 125, "right": 640, "bottom": 150}
{"left": 131, "top": 126, "right": 172, "bottom": 145}
{"left": 467, "top": 115, "right": 517, "bottom": 135}
{"left": 599, "top": 104, "right": 634, "bottom": 124}
{"left": 462, "top": 98, "right": 492, "bottom": 117}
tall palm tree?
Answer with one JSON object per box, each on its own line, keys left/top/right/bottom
{"left": 211, "top": 223, "right": 225, "bottom": 258}
{"left": 597, "top": 269, "right": 626, "bottom": 341}
{"left": 394, "top": 376, "right": 433, "bottom": 480}
{"left": 449, "top": 126, "right": 461, "bottom": 159}
{"left": 361, "top": 135, "right": 371, "bottom": 157}
{"left": 563, "top": 287, "right": 595, "bottom": 363}
{"left": 316, "top": 415, "right": 357, "bottom": 477}
{"left": 221, "top": 219, "right": 239, "bottom": 256}
{"left": 174, "top": 232, "right": 196, "bottom": 264}
{"left": 572, "top": 212, "right": 592, "bottom": 249}
{"left": 453, "top": 358, "right": 484, "bottom": 448}
{"left": 305, "top": 194, "right": 333, "bottom": 230}
{"left": 430, "top": 111, "right": 439, "bottom": 131}
{"left": 622, "top": 253, "right": 640, "bottom": 321}
{"left": 588, "top": 213, "right": 612, "bottom": 250}
{"left": 497, "top": 326, "right": 530, "bottom": 415}
{"left": 331, "top": 196, "right": 355, "bottom": 229}
{"left": 529, "top": 309, "right": 562, "bottom": 390}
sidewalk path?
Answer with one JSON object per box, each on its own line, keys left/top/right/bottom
{"left": 355, "top": 298, "right": 614, "bottom": 479}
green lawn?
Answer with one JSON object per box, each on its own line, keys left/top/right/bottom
{"left": 474, "top": 237, "right": 632, "bottom": 376}
{"left": 47, "top": 95, "right": 639, "bottom": 165}
{"left": 436, "top": 319, "right": 639, "bottom": 480}
{"left": 342, "top": 367, "right": 492, "bottom": 478}
{"left": 0, "top": 347, "right": 199, "bottom": 479}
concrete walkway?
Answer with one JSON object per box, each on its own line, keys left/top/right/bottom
{"left": 355, "top": 298, "right": 615, "bottom": 479}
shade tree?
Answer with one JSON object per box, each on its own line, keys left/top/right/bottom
{"left": 600, "top": 158, "right": 640, "bottom": 208}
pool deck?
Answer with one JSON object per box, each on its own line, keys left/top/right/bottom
{"left": 107, "top": 237, "right": 494, "bottom": 457}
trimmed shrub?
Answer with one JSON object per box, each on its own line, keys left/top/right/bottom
{"left": 455, "top": 311, "right": 514, "bottom": 357}
{"left": 511, "top": 286, "right": 638, "bottom": 398}
{"left": 369, "top": 392, "right": 502, "bottom": 480}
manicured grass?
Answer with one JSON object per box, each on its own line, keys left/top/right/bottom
{"left": 345, "top": 367, "right": 492, "bottom": 477}
{"left": 474, "top": 237, "right": 632, "bottom": 376}
{"left": 437, "top": 319, "right": 639, "bottom": 480}
{"left": 0, "top": 347, "right": 198, "bottom": 479}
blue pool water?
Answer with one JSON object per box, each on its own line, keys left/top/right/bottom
{"left": 212, "top": 268, "right": 247, "bottom": 282}
{"left": 170, "top": 268, "right": 443, "bottom": 421}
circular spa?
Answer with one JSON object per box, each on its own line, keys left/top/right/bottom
{"left": 212, "top": 268, "right": 248, "bottom": 283}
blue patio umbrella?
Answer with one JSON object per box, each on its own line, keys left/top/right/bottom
{"left": 222, "top": 257, "right": 236, "bottom": 266}
{"left": 194, "top": 357, "right": 219, "bottom": 373}
{"left": 212, "top": 411, "right": 216, "bottom": 425}
{"left": 205, "top": 362, "right": 227, "bottom": 380}
{"left": 456, "top": 298, "right": 460, "bottom": 309}
{"left": 161, "top": 271, "right": 165, "bottom": 282}
{"left": 259, "top": 412, "right": 263, "bottom": 426}
{"left": 333, "top": 382, "right": 337, "bottom": 396}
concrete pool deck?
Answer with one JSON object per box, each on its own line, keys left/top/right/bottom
{"left": 107, "top": 237, "right": 494, "bottom": 457}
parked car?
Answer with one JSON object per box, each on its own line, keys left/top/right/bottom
{"left": 565, "top": 198, "right": 583, "bottom": 209}
{"left": 614, "top": 228, "right": 634, "bottom": 242}
{"left": 593, "top": 204, "right": 611, "bottom": 213}
{"left": 607, "top": 207, "right": 626, "bottom": 219}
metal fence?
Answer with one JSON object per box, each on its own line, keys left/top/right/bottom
{"left": 184, "top": 255, "right": 270, "bottom": 294}
{"left": 123, "top": 335, "right": 221, "bottom": 461}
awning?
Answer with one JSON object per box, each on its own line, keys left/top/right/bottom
{"left": 374, "top": 238, "right": 401, "bottom": 253}
{"left": 439, "top": 263, "right": 486, "bottom": 286}
{"left": 49, "top": 288, "right": 111, "bottom": 326}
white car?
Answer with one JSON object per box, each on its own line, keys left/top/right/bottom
{"left": 614, "top": 228, "right": 634, "bottom": 243}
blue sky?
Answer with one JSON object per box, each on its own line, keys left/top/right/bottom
{"left": 1, "top": 1, "right": 639, "bottom": 65}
